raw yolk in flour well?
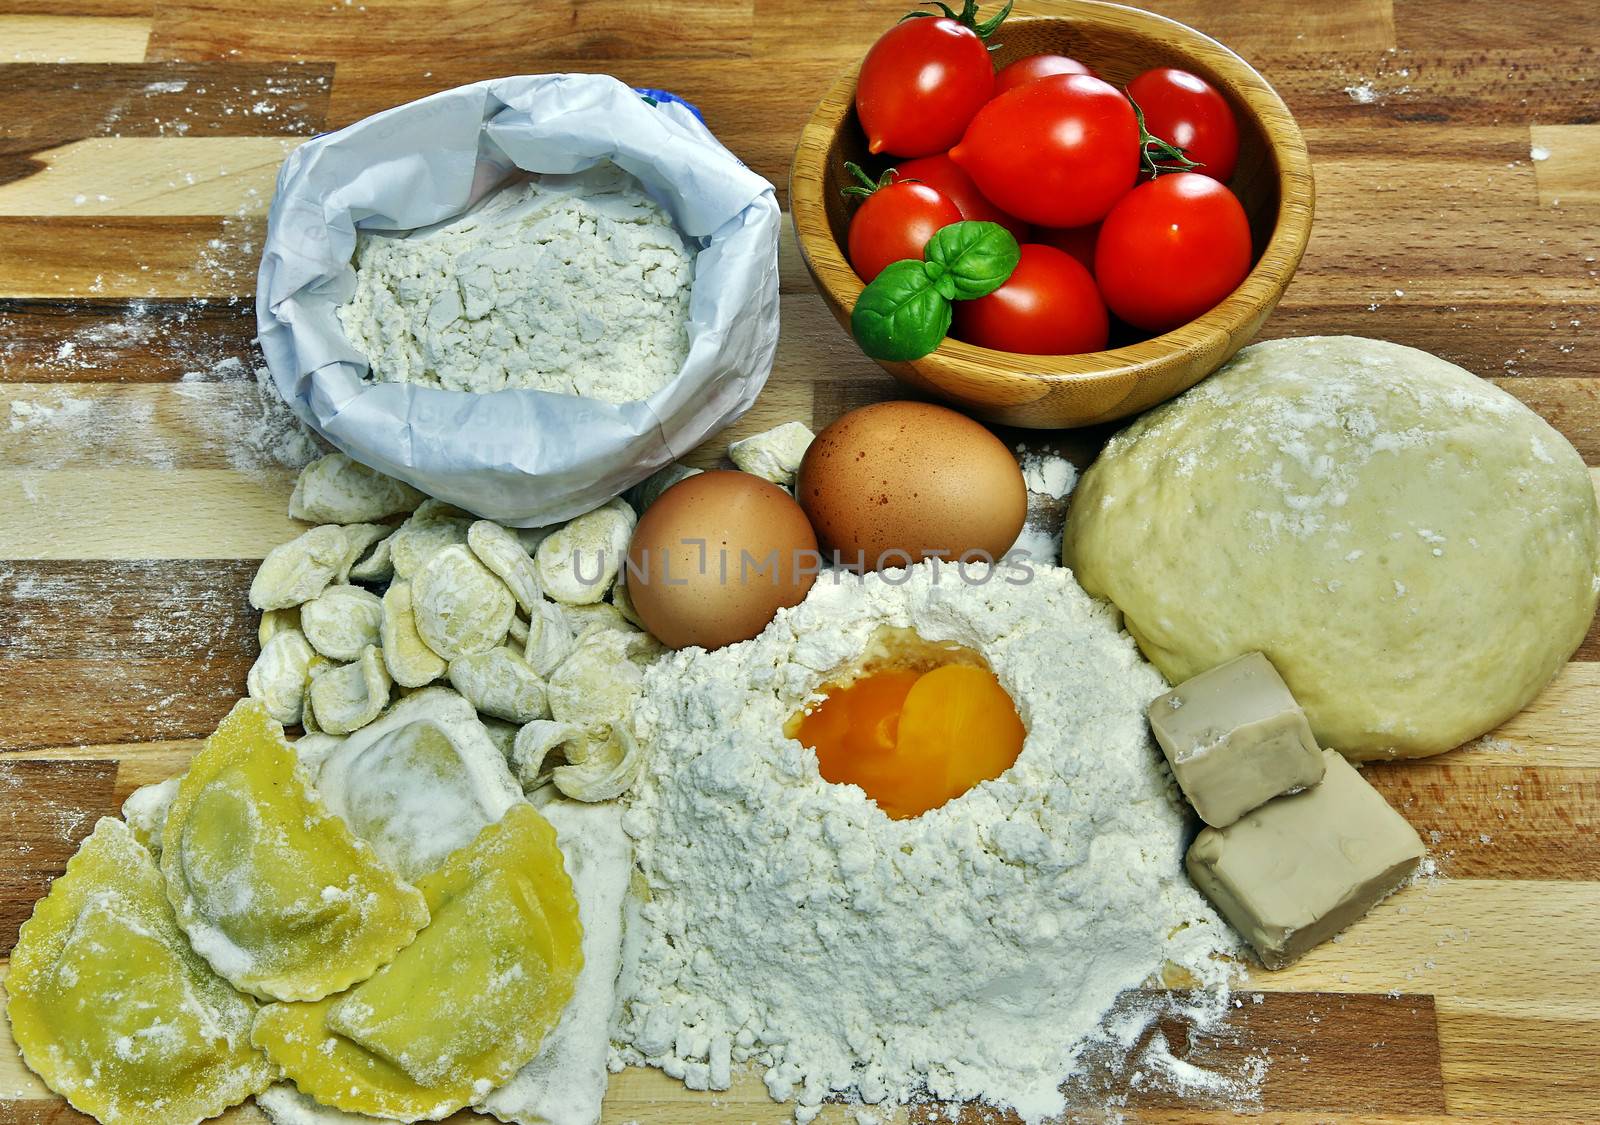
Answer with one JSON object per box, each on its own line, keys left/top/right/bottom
{"left": 792, "top": 664, "right": 1025, "bottom": 819}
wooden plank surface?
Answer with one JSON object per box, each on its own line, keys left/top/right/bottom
{"left": 1, "top": 0, "right": 1597, "bottom": 1121}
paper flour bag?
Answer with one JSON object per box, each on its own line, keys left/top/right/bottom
{"left": 256, "top": 74, "right": 780, "bottom": 526}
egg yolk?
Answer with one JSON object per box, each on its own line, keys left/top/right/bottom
{"left": 792, "top": 663, "right": 1025, "bottom": 819}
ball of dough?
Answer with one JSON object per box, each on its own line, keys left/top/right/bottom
{"left": 1063, "top": 336, "right": 1600, "bottom": 759}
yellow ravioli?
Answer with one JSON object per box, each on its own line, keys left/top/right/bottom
{"left": 6, "top": 818, "right": 276, "bottom": 1125}
{"left": 252, "top": 803, "right": 583, "bottom": 1119}
{"left": 160, "top": 699, "right": 429, "bottom": 1002}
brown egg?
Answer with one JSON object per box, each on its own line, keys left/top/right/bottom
{"left": 796, "top": 401, "right": 1026, "bottom": 571}
{"left": 626, "top": 470, "right": 819, "bottom": 651}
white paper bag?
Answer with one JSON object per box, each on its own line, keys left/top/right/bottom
{"left": 256, "top": 74, "right": 780, "bottom": 527}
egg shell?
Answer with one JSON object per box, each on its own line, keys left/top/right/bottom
{"left": 626, "top": 470, "right": 819, "bottom": 651}
{"left": 796, "top": 401, "right": 1026, "bottom": 571}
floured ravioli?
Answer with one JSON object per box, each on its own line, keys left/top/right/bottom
{"left": 252, "top": 804, "right": 583, "bottom": 1121}
{"left": 160, "top": 699, "right": 429, "bottom": 1002}
{"left": 305, "top": 688, "right": 524, "bottom": 881}
{"left": 6, "top": 818, "right": 276, "bottom": 1125}
{"left": 479, "top": 798, "right": 631, "bottom": 1125}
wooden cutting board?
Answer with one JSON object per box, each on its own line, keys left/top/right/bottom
{"left": 1, "top": 0, "right": 1597, "bottom": 1121}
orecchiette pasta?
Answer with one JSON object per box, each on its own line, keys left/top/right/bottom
{"left": 546, "top": 629, "right": 648, "bottom": 735}
{"left": 388, "top": 512, "right": 473, "bottom": 580}
{"left": 347, "top": 528, "right": 396, "bottom": 583}
{"left": 469, "top": 519, "right": 543, "bottom": 614}
{"left": 524, "top": 599, "right": 576, "bottom": 679}
{"left": 250, "top": 525, "right": 350, "bottom": 610}
{"left": 289, "top": 453, "right": 424, "bottom": 524}
{"left": 307, "top": 645, "right": 392, "bottom": 735}
{"left": 247, "top": 628, "right": 319, "bottom": 726}
{"left": 447, "top": 647, "right": 548, "bottom": 724}
{"left": 336, "top": 523, "right": 392, "bottom": 584}
{"left": 301, "top": 584, "right": 385, "bottom": 663}
{"left": 535, "top": 497, "right": 635, "bottom": 605}
{"left": 552, "top": 725, "right": 645, "bottom": 803}
{"left": 257, "top": 604, "right": 301, "bottom": 647}
{"left": 509, "top": 719, "right": 584, "bottom": 791}
{"left": 379, "top": 580, "right": 446, "bottom": 688}
{"left": 412, "top": 544, "right": 515, "bottom": 660}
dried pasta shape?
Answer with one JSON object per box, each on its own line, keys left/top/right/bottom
{"left": 563, "top": 600, "right": 633, "bottom": 639}
{"left": 347, "top": 529, "right": 395, "bottom": 584}
{"left": 301, "top": 584, "right": 385, "bottom": 662}
{"left": 309, "top": 688, "right": 522, "bottom": 881}
{"left": 468, "top": 519, "right": 543, "bottom": 614}
{"left": 336, "top": 524, "right": 392, "bottom": 585}
{"left": 289, "top": 453, "right": 424, "bottom": 524}
{"left": 413, "top": 544, "right": 515, "bottom": 660}
{"left": 380, "top": 580, "right": 447, "bottom": 688}
{"left": 247, "top": 628, "right": 319, "bottom": 726}
{"left": 509, "top": 719, "right": 584, "bottom": 791}
{"left": 388, "top": 513, "right": 472, "bottom": 580}
{"left": 251, "top": 804, "right": 584, "bottom": 1121}
{"left": 612, "top": 575, "right": 643, "bottom": 628}
{"left": 524, "top": 598, "right": 576, "bottom": 678}
{"left": 447, "top": 646, "right": 548, "bottom": 723}
{"left": 258, "top": 605, "right": 302, "bottom": 646}
{"left": 251, "top": 525, "right": 351, "bottom": 610}
{"left": 7, "top": 818, "right": 275, "bottom": 1125}
{"left": 535, "top": 498, "right": 635, "bottom": 605}
{"left": 507, "top": 612, "right": 530, "bottom": 649}
{"left": 160, "top": 699, "right": 429, "bottom": 1002}
{"left": 552, "top": 725, "right": 645, "bottom": 803}
{"left": 547, "top": 629, "right": 647, "bottom": 735}
{"left": 122, "top": 776, "right": 181, "bottom": 855}
{"left": 307, "top": 645, "right": 392, "bottom": 735}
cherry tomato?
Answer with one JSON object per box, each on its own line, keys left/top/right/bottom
{"left": 1125, "top": 67, "right": 1240, "bottom": 183}
{"left": 847, "top": 181, "right": 963, "bottom": 282}
{"left": 993, "top": 53, "right": 1093, "bottom": 95}
{"left": 949, "top": 73, "right": 1139, "bottom": 228}
{"left": 1094, "top": 172, "right": 1252, "bottom": 333}
{"left": 856, "top": 16, "right": 995, "bottom": 158}
{"left": 1035, "top": 223, "right": 1099, "bottom": 273}
{"left": 892, "top": 154, "right": 1031, "bottom": 243}
{"left": 953, "top": 244, "right": 1109, "bottom": 355}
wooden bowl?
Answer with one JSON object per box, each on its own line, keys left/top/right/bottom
{"left": 790, "top": 3, "right": 1314, "bottom": 428}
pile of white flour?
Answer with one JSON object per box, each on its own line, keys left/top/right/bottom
{"left": 615, "top": 562, "right": 1235, "bottom": 1122}
{"left": 338, "top": 164, "right": 694, "bottom": 400}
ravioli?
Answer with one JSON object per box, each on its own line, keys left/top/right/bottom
{"left": 252, "top": 803, "right": 584, "bottom": 1121}
{"left": 6, "top": 818, "right": 275, "bottom": 1125}
{"left": 308, "top": 687, "right": 523, "bottom": 881}
{"left": 160, "top": 699, "right": 429, "bottom": 1002}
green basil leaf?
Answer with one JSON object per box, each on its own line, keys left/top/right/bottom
{"left": 924, "top": 220, "right": 1021, "bottom": 301}
{"left": 851, "top": 259, "right": 953, "bottom": 362}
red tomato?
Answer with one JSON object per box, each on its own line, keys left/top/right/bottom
{"left": 892, "top": 154, "right": 1031, "bottom": 243}
{"left": 949, "top": 73, "right": 1139, "bottom": 227}
{"left": 953, "top": 244, "right": 1109, "bottom": 354}
{"left": 847, "top": 181, "right": 963, "bottom": 282}
{"left": 993, "top": 53, "right": 1093, "bottom": 95}
{"left": 1036, "top": 223, "right": 1099, "bottom": 273}
{"left": 1094, "top": 172, "right": 1252, "bottom": 333}
{"left": 856, "top": 16, "right": 995, "bottom": 157}
{"left": 1125, "top": 67, "right": 1240, "bottom": 183}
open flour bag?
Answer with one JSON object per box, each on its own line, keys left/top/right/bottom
{"left": 257, "top": 74, "right": 780, "bottom": 526}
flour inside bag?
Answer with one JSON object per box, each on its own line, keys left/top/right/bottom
{"left": 257, "top": 74, "right": 781, "bottom": 526}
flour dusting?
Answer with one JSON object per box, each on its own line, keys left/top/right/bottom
{"left": 617, "top": 563, "right": 1237, "bottom": 1123}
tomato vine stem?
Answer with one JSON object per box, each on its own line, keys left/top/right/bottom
{"left": 1129, "top": 95, "right": 1203, "bottom": 177}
